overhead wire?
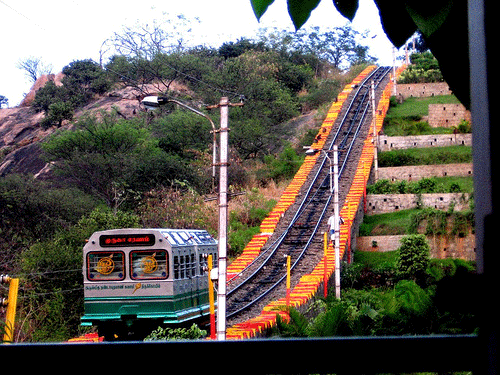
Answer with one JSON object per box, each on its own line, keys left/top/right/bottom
{"left": 0, "top": 0, "right": 46, "bottom": 31}
{"left": 97, "top": 45, "right": 246, "bottom": 102}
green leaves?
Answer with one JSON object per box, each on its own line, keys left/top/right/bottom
{"left": 248, "top": 0, "right": 470, "bottom": 107}
{"left": 251, "top": 0, "right": 274, "bottom": 20}
{"left": 373, "top": 0, "right": 417, "bottom": 48}
{"left": 251, "top": 0, "right": 322, "bottom": 30}
{"left": 333, "top": 0, "right": 359, "bottom": 21}
{"left": 405, "top": 0, "right": 453, "bottom": 38}
{"left": 287, "top": 0, "right": 321, "bottom": 29}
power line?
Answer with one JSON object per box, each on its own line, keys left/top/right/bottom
{"left": 0, "top": 0, "right": 46, "bottom": 31}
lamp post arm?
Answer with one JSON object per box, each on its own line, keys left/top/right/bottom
{"left": 167, "top": 99, "right": 217, "bottom": 187}
{"left": 167, "top": 99, "right": 216, "bottom": 132}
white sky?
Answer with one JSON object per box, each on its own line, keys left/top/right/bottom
{"left": 0, "top": 0, "right": 400, "bottom": 106}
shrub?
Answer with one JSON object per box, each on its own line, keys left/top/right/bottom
{"left": 259, "top": 146, "right": 304, "bottom": 184}
{"left": 144, "top": 324, "right": 206, "bottom": 341}
{"left": 396, "top": 234, "right": 430, "bottom": 283}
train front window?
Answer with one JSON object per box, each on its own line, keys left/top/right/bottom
{"left": 130, "top": 250, "right": 168, "bottom": 280}
{"left": 87, "top": 251, "right": 125, "bottom": 281}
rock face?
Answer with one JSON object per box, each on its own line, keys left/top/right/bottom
{"left": 0, "top": 106, "right": 49, "bottom": 176}
{"left": 19, "top": 73, "right": 64, "bottom": 107}
{"left": 0, "top": 74, "right": 184, "bottom": 178}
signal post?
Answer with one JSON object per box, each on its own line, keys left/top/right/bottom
{"left": 1, "top": 275, "right": 19, "bottom": 343}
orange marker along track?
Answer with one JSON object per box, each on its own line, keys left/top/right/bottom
{"left": 226, "top": 65, "right": 376, "bottom": 282}
{"left": 225, "top": 65, "right": 407, "bottom": 339}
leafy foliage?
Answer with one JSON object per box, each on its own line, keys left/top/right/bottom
{"left": 396, "top": 234, "right": 430, "bottom": 282}
{"left": 250, "top": 0, "right": 470, "bottom": 107}
{"left": 42, "top": 115, "right": 205, "bottom": 209}
{"left": 273, "top": 256, "right": 477, "bottom": 338}
{"left": 398, "top": 52, "right": 444, "bottom": 83}
{"left": 33, "top": 59, "right": 112, "bottom": 128}
{"left": 144, "top": 323, "right": 206, "bottom": 341}
{"left": 258, "top": 146, "right": 304, "bottom": 184}
{"left": 0, "top": 175, "right": 98, "bottom": 273}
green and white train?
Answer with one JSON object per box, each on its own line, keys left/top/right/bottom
{"left": 81, "top": 228, "right": 217, "bottom": 340}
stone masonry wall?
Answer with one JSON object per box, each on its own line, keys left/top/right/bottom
{"left": 428, "top": 103, "right": 472, "bottom": 128}
{"left": 366, "top": 193, "right": 471, "bottom": 214}
{"left": 378, "top": 133, "right": 471, "bottom": 151}
{"left": 396, "top": 82, "right": 453, "bottom": 100}
{"left": 377, "top": 163, "right": 473, "bottom": 181}
{"left": 357, "top": 233, "right": 476, "bottom": 261}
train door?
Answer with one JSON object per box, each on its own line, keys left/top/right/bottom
{"left": 173, "top": 247, "right": 197, "bottom": 310}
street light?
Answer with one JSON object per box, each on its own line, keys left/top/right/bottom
{"left": 141, "top": 95, "right": 241, "bottom": 340}
{"left": 303, "top": 145, "right": 341, "bottom": 299}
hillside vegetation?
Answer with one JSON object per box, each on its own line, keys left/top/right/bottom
{"left": 0, "top": 25, "right": 376, "bottom": 342}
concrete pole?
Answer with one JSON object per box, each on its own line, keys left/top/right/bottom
{"left": 333, "top": 145, "right": 340, "bottom": 299}
{"left": 371, "top": 80, "right": 379, "bottom": 181}
{"left": 217, "top": 97, "right": 229, "bottom": 341}
{"left": 392, "top": 47, "right": 397, "bottom": 97}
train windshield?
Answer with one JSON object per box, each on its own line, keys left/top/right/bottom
{"left": 130, "top": 250, "right": 168, "bottom": 280}
{"left": 87, "top": 251, "right": 125, "bottom": 281}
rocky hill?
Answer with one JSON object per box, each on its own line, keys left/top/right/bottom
{"left": 0, "top": 75, "right": 190, "bottom": 178}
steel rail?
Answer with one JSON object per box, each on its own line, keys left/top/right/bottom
{"left": 226, "top": 67, "right": 391, "bottom": 318}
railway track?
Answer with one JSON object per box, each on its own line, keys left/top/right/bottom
{"left": 226, "top": 66, "right": 392, "bottom": 325}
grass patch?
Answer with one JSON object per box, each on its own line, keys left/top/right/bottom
{"left": 353, "top": 250, "right": 398, "bottom": 269}
{"left": 359, "top": 208, "right": 420, "bottom": 236}
{"left": 378, "top": 145, "right": 472, "bottom": 167}
{"left": 389, "top": 95, "right": 461, "bottom": 117}
{"left": 367, "top": 176, "right": 474, "bottom": 194}
{"left": 383, "top": 118, "right": 453, "bottom": 136}
{"left": 383, "top": 94, "right": 463, "bottom": 136}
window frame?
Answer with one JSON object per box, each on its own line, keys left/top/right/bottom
{"left": 86, "top": 251, "right": 126, "bottom": 282}
{"left": 129, "top": 249, "right": 169, "bottom": 281}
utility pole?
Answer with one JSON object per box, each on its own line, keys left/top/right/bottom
{"left": 371, "top": 80, "right": 379, "bottom": 181}
{"left": 207, "top": 96, "right": 244, "bottom": 341}
{"left": 333, "top": 145, "right": 340, "bottom": 299}
{"left": 217, "top": 97, "right": 229, "bottom": 341}
{"left": 392, "top": 47, "right": 397, "bottom": 97}
{"left": 141, "top": 94, "right": 244, "bottom": 340}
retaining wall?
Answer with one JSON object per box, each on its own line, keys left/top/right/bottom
{"left": 377, "top": 163, "right": 473, "bottom": 181}
{"left": 428, "top": 103, "right": 471, "bottom": 128}
{"left": 357, "top": 233, "right": 475, "bottom": 261}
{"left": 396, "top": 82, "right": 453, "bottom": 99}
{"left": 378, "top": 134, "right": 471, "bottom": 151}
{"left": 366, "top": 193, "right": 471, "bottom": 214}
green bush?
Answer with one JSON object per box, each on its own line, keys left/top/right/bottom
{"left": 396, "top": 234, "right": 430, "bottom": 283}
{"left": 144, "top": 324, "right": 206, "bottom": 341}
{"left": 378, "top": 145, "right": 472, "bottom": 167}
{"left": 259, "top": 146, "right": 304, "bottom": 184}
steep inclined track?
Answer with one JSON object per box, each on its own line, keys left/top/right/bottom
{"left": 225, "top": 66, "right": 392, "bottom": 327}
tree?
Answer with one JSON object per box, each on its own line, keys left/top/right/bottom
{"left": 61, "top": 59, "right": 112, "bottom": 107}
{"left": 41, "top": 115, "right": 205, "bottom": 210}
{"left": 250, "top": 0, "right": 470, "bottom": 108}
{"left": 17, "top": 56, "right": 53, "bottom": 83}
{"left": 293, "top": 26, "right": 375, "bottom": 69}
{"left": 41, "top": 101, "right": 74, "bottom": 128}
{"left": 0, "top": 95, "right": 8, "bottom": 108}
{"left": 396, "top": 234, "right": 430, "bottom": 283}
{"left": 397, "top": 52, "right": 444, "bottom": 84}
{"left": 42, "top": 117, "right": 150, "bottom": 210}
